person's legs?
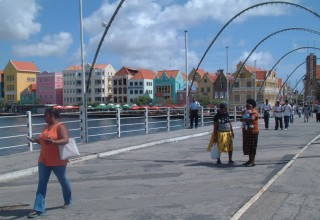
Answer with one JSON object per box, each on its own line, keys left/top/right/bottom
{"left": 228, "top": 151, "right": 234, "bottom": 163}
{"left": 279, "top": 117, "right": 283, "bottom": 129}
{"left": 284, "top": 116, "right": 289, "bottom": 129}
{"left": 33, "top": 163, "right": 52, "bottom": 213}
{"left": 265, "top": 114, "right": 269, "bottom": 129}
{"left": 275, "top": 117, "right": 279, "bottom": 130}
{"left": 53, "top": 165, "right": 72, "bottom": 206}
{"left": 194, "top": 114, "right": 198, "bottom": 128}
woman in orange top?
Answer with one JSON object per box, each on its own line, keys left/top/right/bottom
{"left": 240, "top": 99, "right": 260, "bottom": 167}
{"left": 27, "top": 108, "right": 72, "bottom": 218}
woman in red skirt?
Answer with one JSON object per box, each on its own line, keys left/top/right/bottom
{"left": 240, "top": 99, "right": 259, "bottom": 167}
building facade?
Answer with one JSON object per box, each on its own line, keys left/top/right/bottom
{"left": 63, "top": 63, "right": 115, "bottom": 105}
{"left": 20, "top": 84, "right": 37, "bottom": 105}
{"left": 153, "top": 70, "right": 186, "bottom": 105}
{"left": 230, "top": 62, "right": 281, "bottom": 109}
{"left": 0, "top": 70, "right": 3, "bottom": 100}
{"left": 128, "top": 69, "right": 156, "bottom": 103}
{"left": 304, "top": 53, "right": 317, "bottom": 104}
{"left": 3, "top": 60, "right": 40, "bottom": 105}
{"left": 37, "top": 71, "right": 63, "bottom": 105}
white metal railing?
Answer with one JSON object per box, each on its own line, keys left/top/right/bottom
{"left": 0, "top": 106, "right": 238, "bottom": 156}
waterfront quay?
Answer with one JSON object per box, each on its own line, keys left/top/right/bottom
{"left": 1, "top": 117, "right": 320, "bottom": 219}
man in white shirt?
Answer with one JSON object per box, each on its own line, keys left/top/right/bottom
{"left": 273, "top": 100, "right": 284, "bottom": 130}
{"left": 189, "top": 97, "right": 201, "bottom": 129}
{"left": 283, "top": 100, "right": 292, "bottom": 130}
{"left": 262, "top": 99, "right": 272, "bottom": 130}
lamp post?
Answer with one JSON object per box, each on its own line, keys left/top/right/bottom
{"left": 184, "top": 30, "right": 189, "bottom": 128}
{"left": 253, "top": 60, "right": 257, "bottom": 101}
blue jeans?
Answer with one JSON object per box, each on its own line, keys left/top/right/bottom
{"left": 284, "top": 116, "right": 290, "bottom": 129}
{"left": 33, "top": 162, "right": 72, "bottom": 213}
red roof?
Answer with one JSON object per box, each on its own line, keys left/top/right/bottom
{"left": 207, "top": 73, "right": 218, "bottom": 82}
{"left": 245, "top": 65, "right": 264, "bottom": 73}
{"left": 29, "top": 84, "right": 37, "bottom": 92}
{"left": 156, "top": 70, "right": 180, "bottom": 78}
{"left": 196, "top": 69, "right": 206, "bottom": 77}
{"left": 130, "top": 69, "right": 156, "bottom": 80}
{"left": 11, "top": 60, "right": 39, "bottom": 72}
{"left": 255, "top": 70, "right": 267, "bottom": 80}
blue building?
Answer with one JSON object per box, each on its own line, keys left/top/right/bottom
{"left": 153, "top": 70, "right": 186, "bottom": 105}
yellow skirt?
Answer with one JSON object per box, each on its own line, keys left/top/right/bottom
{"left": 208, "top": 131, "right": 233, "bottom": 152}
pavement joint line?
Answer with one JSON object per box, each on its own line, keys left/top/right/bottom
{"left": 230, "top": 133, "right": 320, "bottom": 220}
{"left": 0, "top": 125, "right": 242, "bottom": 183}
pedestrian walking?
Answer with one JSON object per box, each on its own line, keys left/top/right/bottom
{"left": 283, "top": 100, "right": 292, "bottom": 130}
{"left": 240, "top": 99, "right": 259, "bottom": 167}
{"left": 303, "top": 104, "right": 310, "bottom": 122}
{"left": 262, "top": 99, "right": 272, "bottom": 130}
{"left": 298, "top": 105, "right": 302, "bottom": 118}
{"left": 273, "top": 100, "right": 284, "bottom": 130}
{"left": 290, "top": 103, "right": 295, "bottom": 123}
{"left": 189, "top": 97, "right": 201, "bottom": 129}
{"left": 27, "top": 108, "right": 72, "bottom": 218}
{"left": 207, "top": 102, "right": 234, "bottom": 164}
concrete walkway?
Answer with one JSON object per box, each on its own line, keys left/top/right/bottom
{"left": 0, "top": 116, "right": 320, "bottom": 219}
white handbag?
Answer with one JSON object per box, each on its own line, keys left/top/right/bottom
{"left": 210, "top": 143, "right": 219, "bottom": 160}
{"left": 59, "top": 138, "right": 80, "bottom": 160}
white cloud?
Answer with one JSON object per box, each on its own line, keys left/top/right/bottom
{"left": 0, "top": 0, "right": 41, "bottom": 41}
{"left": 81, "top": 0, "right": 300, "bottom": 72}
{"left": 12, "top": 32, "right": 73, "bottom": 57}
{"left": 237, "top": 51, "right": 274, "bottom": 69}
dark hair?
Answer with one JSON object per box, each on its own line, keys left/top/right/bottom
{"left": 246, "top": 99, "right": 256, "bottom": 108}
{"left": 44, "top": 108, "right": 60, "bottom": 118}
{"left": 219, "top": 102, "right": 227, "bottom": 110}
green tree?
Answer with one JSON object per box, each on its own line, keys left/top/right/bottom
{"left": 134, "top": 96, "right": 152, "bottom": 106}
{"left": 194, "top": 94, "right": 212, "bottom": 108}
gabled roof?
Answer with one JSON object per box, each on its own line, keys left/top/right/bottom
{"left": 21, "top": 84, "right": 37, "bottom": 95}
{"left": 196, "top": 69, "right": 206, "bottom": 77}
{"left": 245, "top": 65, "right": 264, "bottom": 73}
{"left": 255, "top": 70, "right": 267, "bottom": 80}
{"left": 156, "top": 70, "right": 180, "bottom": 78}
{"left": 181, "top": 72, "right": 187, "bottom": 80}
{"left": 10, "top": 60, "right": 39, "bottom": 73}
{"left": 207, "top": 73, "right": 218, "bottom": 83}
{"left": 131, "top": 69, "right": 156, "bottom": 80}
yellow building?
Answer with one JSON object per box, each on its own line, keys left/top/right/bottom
{"left": 3, "top": 60, "right": 40, "bottom": 105}
{"left": 230, "top": 62, "right": 281, "bottom": 109}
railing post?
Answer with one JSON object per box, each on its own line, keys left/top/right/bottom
{"left": 184, "top": 105, "right": 187, "bottom": 127}
{"left": 145, "top": 108, "right": 149, "bottom": 134}
{"left": 167, "top": 108, "right": 170, "bottom": 131}
{"left": 117, "top": 108, "right": 121, "bottom": 138}
{"left": 26, "top": 111, "right": 33, "bottom": 151}
{"left": 234, "top": 106, "right": 237, "bottom": 122}
{"left": 201, "top": 106, "right": 204, "bottom": 127}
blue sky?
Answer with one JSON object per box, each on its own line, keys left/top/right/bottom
{"left": 0, "top": 0, "right": 319, "bottom": 91}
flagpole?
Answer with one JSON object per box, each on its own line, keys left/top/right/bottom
{"left": 185, "top": 30, "right": 189, "bottom": 128}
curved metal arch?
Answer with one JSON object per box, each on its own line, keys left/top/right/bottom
{"left": 188, "top": 1, "right": 320, "bottom": 95}
{"left": 86, "top": 0, "right": 126, "bottom": 92}
{"left": 258, "top": 46, "right": 320, "bottom": 95}
{"left": 276, "top": 60, "right": 305, "bottom": 101}
{"left": 230, "top": 28, "right": 320, "bottom": 95}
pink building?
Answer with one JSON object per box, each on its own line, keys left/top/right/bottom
{"left": 36, "top": 71, "right": 63, "bottom": 105}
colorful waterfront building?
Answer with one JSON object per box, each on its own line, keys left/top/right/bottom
{"left": 63, "top": 63, "right": 115, "bottom": 105}
{"left": 177, "top": 82, "right": 198, "bottom": 105}
{"left": 3, "top": 60, "right": 40, "bottom": 105}
{"left": 36, "top": 71, "right": 63, "bottom": 105}
{"left": 128, "top": 69, "right": 156, "bottom": 103}
{"left": 20, "top": 84, "right": 37, "bottom": 105}
{"left": 0, "top": 70, "right": 4, "bottom": 100}
{"left": 113, "top": 67, "right": 155, "bottom": 104}
{"left": 153, "top": 70, "right": 186, "bottom": 105}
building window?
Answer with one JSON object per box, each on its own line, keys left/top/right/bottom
{"left": 113, "top": 88, "right": 117, "bottom": 94}
{"left": 234, "top": 81, "right": 239, "bottom": 87}
{"left": 204, "top": 79, "right": 207, "bottom": 83}
{"left": 118, "top": 88, "right": 122, "bottom": 94}
{"left": 118, "top": 79, "right": 122, "bottom": 85}
{"left": 130, "top": 82, "right": 133, "bottom": 86}
{"left": 247, "top": 81, "right": 252, "bottom": 87}
{"left": 113, "top": 80, "right": 117, "bottom": 86}
{"left": 130, "top": 90, "right": 133, "bottom": 94}
{"left": 135, "top": 90, "right": 138, "bottom": 94}
{"left": 235, "top": 95, "right": 240, "bottom": 101}
{"left": 207, "top": 87, "right": 210, "bottom": 93}
{"left": 139, "top": 82, "right": 143, "bottom": 86}
{"left": 123, "top": 88, "right": 127, "bottom": 94}
{"left": 135, "top": 82, "right": 138, "bottom": 86}
{"left": 123, "top": 78, "right": 126, "bottom": 85}
{"left": 139, "top": 90, "right": 143, "bottom": 94}
{"left": 201, "top": 88, "right": 204, "bottom": 93}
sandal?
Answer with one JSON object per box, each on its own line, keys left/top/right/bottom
{"left": 27, "top": 211, "right": 42, "bottom": 218}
